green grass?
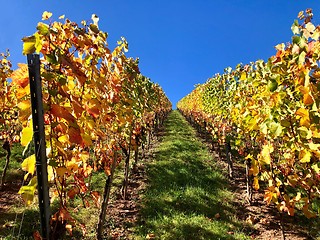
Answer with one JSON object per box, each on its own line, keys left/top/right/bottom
{"left": 0, "top": 142, "right": 37, "bottom": 240}
{"left": 133, "top": 110, "right": 251, "bottom": 240}
{"left": 0, "top": 143, "right": 25, "bottom": 183}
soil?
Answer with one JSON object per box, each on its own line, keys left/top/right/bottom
{"left": 0, "top": 183, "right": 21, "bottom": 213}
{"left": 105, "top": 138, "right": 159, "bottom": 240}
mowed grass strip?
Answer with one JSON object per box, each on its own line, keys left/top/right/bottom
{"left": 134, "top": 110, "right": 250, "bottom": 240}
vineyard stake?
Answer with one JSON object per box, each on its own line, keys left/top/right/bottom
{"left": 27, "top": 54, "right": 51, "bottom": 239}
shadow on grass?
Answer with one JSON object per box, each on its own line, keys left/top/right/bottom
{"left": 135, "top": 111, "right": 251, "bottom": 240}
{"left": 0, "top": 208, "right": 40, "bottom": 240}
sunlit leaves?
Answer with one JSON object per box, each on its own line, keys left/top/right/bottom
{"left": 42, "top": 11, "right": 52, "bottom": 20}
{"left": 22, "top": 36, "right": 36, "bottom": 55}
{"left": 18, "top": 176, "right": 37, "bottom": 205}
{"left": 177, "top": 11, "right": 320, "bottom": 219}
{"left": 37, "top": 22, "right": 49, "bottom": 35}
{"left": 299, "top": 149, "right": 312, "bottom": 163}
{"left": 2, "top": 11, "right": 172, "bottom": 234}
{"left": 50, "top": 104, "right": 76, "bottom": 123}
{"left": 21, "top": 124, "right": 33, "bottom": 146}
{"left": 21, "top": 154, "right": 36, "bottom": 179}
{"left": 10, "top": 63, "right": 29, "bottom": 89}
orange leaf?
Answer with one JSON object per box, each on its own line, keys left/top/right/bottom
{"left": 303, "top": 93, "right": 314, "bottom": 105}
{"left": 56, "top": 167, "right": 68, "bottom": 177}
{"left": 67, "top": 187, "right": 80, "bottom": 199}
{"left": 68, "top": 127, "right": 83, "bottom": 144}
{"left": 91, "top": 191, "right": 101, "bottom": 207}
{"left": 253, "top": 177, "right": 260, "bottom": 190}
{"left": 50, "top": 104, "right": 76, "bottom": 123}
{"left": 11, "top": 63, "right": 29, "bottom": 88}
{"left": 33, "top": 231, "right": 42, "bottom": 240}
{"left": 71, "top": 100, "right": 85, "bottom": 118}
{"left": 88, "top": 106, "right": 100, "bottom": 118}
{"left": 58, "top": 207, "right": 74, "bottom": 223}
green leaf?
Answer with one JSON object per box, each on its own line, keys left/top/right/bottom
{"left": 37, "top": 22, "right": 49, "bottom": 35}
{"left": 292, "top": 35, "right": 301, "bottom": 45}
{"left": 267, "top": 79, "right": 278, "bottom": 92}
{"left": 298, "top": 126, "right": 312, "bottom": 139}
{"left": 280, "top": 119, "right": 291, "bottom": 128}
{"left": 269, "top": 121, "right": 283, "bottom": 137}
{"left": 89, "top": 24, "right": 99, "bottom": 34}
{"left": 22, "top": 35, "right": 36, "bottom": 55}
{"left": 45, "top": 53, "right": 58, "bottom": 64}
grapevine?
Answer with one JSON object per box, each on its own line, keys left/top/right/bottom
{"left": 178, "top": 9, "right": 320, "bottom": 219}
{"left": 1, "top": 12, "right": 171, "bottom": 237}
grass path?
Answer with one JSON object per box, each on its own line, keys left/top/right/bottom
{"left": 134, "top": 110, "right": 250, "bottom": 239}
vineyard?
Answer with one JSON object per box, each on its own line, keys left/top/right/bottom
{"left": 177, "top": 8, "right": 320, "bottom": 235}
{"left": 1, "top": 8, "right": 320, "bottom": 240}
{"left": 0, "top": 12, "right": 171, "bottom": 239}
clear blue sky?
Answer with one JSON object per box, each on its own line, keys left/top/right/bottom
{"left": 1, "top": 1, "right": 320, "bottom": 108}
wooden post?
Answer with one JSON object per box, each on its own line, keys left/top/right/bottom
{"left": 27, "top": 54, "right": 51, "bottom": 239}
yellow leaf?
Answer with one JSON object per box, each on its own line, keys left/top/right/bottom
{"left": 42, "top": 11, "right": 52, "bottom": 20}
{"left": 240, "top": 72, "right": 247, "bottom": 80}
{"left": 80, "top": 152, "right": 90, "bottom": 162}
{"left": 299, "top": 149, "right": 311, "bottom": 163}
{"left": 245, "top": 154, "right": 254, "bottom": 160}
{"left": 15, "top": 87, "right": 30, "bottom": 100}
{"left": 10, "top": 63, "right": 29, "bottom": 88}
{"left": 56, "top": 167, "right": 68, "bottom": 177}
{"left": 253, "top": 177, "right": 260, "bottom": 190}
{"left": 58, "top": 135, "right": 69, "bottom": 144}
{"left": 21, "top": 124, "right": 33, "bottom": 146}
{"left": 34, "top": 32, "right": 43, "bottom": 53}
{"left": 21, "top": 154, "right": 36, "bottom": 176}
{"left": 303, "top": 93, "right": 314, "bottom": 105}
{"left": 305, "top": 22, "right": 316, "bottom": 33}
{"left": 251, "top": 159, "right": 259, "bottom": 176}
{"left": 260, "top": 143, "right": 273, "bottom": 165}
{"left": 300, "top": 117, "right": 310, "bottom": 127}
{"left": 17, "top": 100, "right": 32, "bottom": 122}
{"left": 18, "top": 176, "right": 37, "bottom": 205}
{"left": 296, "top": 108, "right": 310, "bottom": 127}
{"left": 17, "top": 100, "right": 31, "bottom": 111}
{"left": 296, "top": 108, "right": 309, "bottom": 117}
{"left": 22, "top": 36, "right": 36, "bottom": 55}
{"left": 59, "top": 15, "right": 65, "bottom": 19}
{"left": 308, "top": 142, "right": 320, "bottom": 151}
{"left": 48, "top": 165, "right": 54, "bottom": 181}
